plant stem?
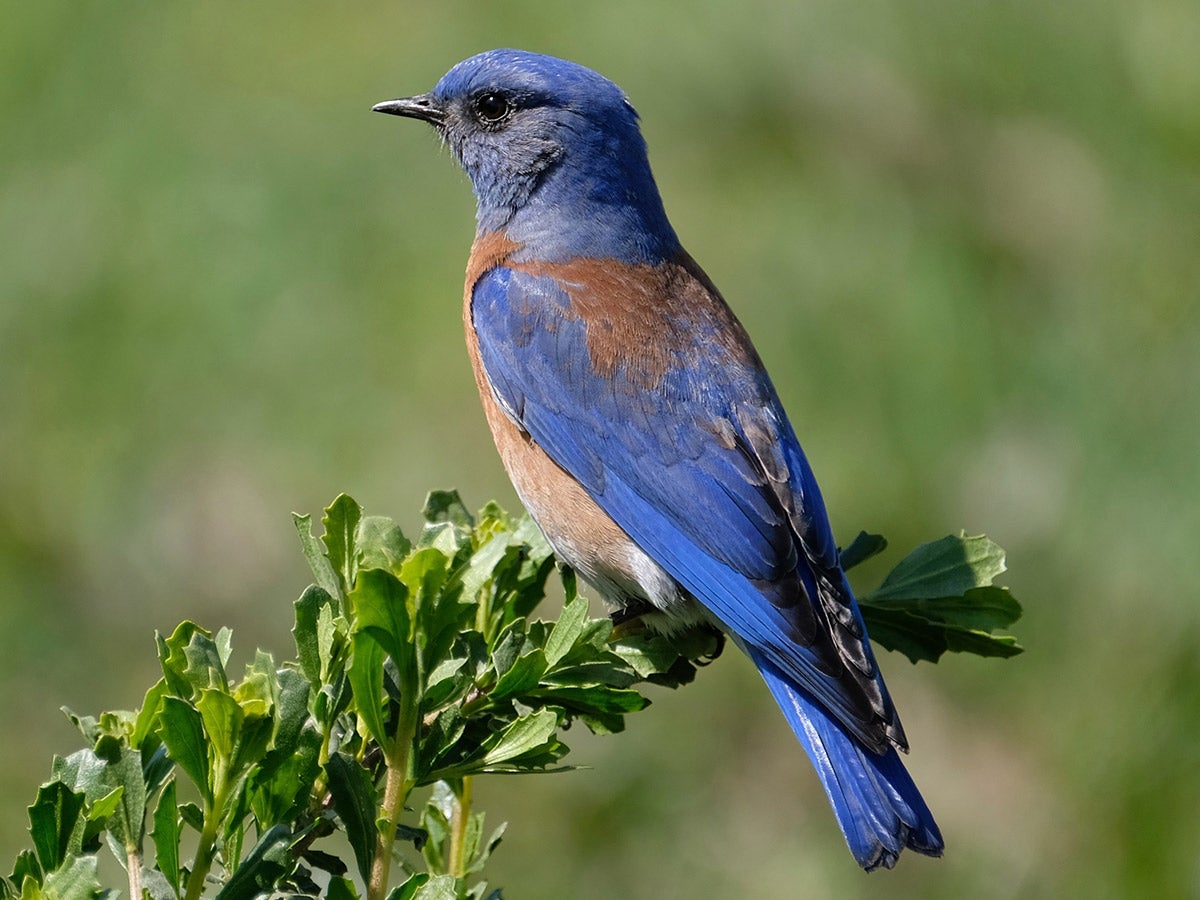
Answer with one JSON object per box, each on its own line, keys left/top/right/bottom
{"left": 184, "top": 765, "right": 230, "bottom": 900}
{"left": 126, "top": 848, "right": 143, "bottom": 899}
{"left": 184, "top": 805, "right": 222, "bottom": 900}
{"left": 367, "top": 689, "right": 421, "bottom": 900}
{"left": 448, "top": 776, "right": 473, "bottom": 878}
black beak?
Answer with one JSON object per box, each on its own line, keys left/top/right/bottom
{"left": 371, "top": 93, "right": 446, "bottom": 126}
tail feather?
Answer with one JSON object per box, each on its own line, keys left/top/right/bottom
{"left": 748, "top": 647, "right": 944, "bottom": 871}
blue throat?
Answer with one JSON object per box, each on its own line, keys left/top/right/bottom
{"left": 475, "top": 144, "right": 681, "bottom": 266}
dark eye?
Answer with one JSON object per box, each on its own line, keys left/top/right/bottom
{"left": 472, "top": 91, "right": 512, "bottom": 126}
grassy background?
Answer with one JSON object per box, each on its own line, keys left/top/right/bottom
{"left": 2, "top": 2, "right": 1198, "bottom": 897}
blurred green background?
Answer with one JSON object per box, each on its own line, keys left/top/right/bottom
{"left": 2, "top": 1, "right": 1198, "bottom": 897}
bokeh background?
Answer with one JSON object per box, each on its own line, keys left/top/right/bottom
{"left": 3, "top": 2, "right": 1198, "bottom": 897}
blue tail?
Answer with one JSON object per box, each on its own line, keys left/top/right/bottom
{"left": 748, "top": 648, "right": 944, "bottom": 870}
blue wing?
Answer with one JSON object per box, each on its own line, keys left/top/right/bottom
{"left": 471, "top": 262, "right": 900, "bottom": 752}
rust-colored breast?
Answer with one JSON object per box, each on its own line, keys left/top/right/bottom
{"left": 460, "top": 233, "right": 689, "bottom": 613}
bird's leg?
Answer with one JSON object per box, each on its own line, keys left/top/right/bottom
{"left": 694, "top": 627, "right": 726, "bottom": 665}
{"left": 608, "top": 598, "right": 655, "bottom": 639}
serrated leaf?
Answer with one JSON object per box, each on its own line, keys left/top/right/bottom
{"left": 157, "top": 622, "right": 229, "bottom": 699}
{"left": 839, "top": 531, "right": 888, "bottom": 571}
{"left": 28, "top": 782, "right": 85, "bottom": 873}
{"left": 325, "top": 752, "right": 377, "bottom": 885}
{"left": 293, "top": 513, "right": 343, "bottom": 601}
{"left": 151, "top": 780, "right": 180, "bottom": 896}
{"left": 423, "top": 491, "right": 474, "bottom": 530}
{"left": 357, "top": 515, "right": 412, "bottom": 572}
{"left": 132, "top": 680, "right": 169, "bottom": 750}
{"left": 868, "top": 533, "right": 1006, "bottom": 601}
{"left": 158, "top": 698, "right": 210, "bottom": 803}
{"left": 323, "top": 494, "right": 364, "bottom": 595}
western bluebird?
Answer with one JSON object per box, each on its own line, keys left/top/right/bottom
{"left": 374, "top": 49, "right": 943, "bottom": 870}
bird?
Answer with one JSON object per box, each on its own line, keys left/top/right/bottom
{"left": 373, "top": 49, "right": 943, "bottom": 871}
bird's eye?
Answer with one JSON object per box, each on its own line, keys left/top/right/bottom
{"left": 472, "top": 92, "right": 512, "bottom": 126}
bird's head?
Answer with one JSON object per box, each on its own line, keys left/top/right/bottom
{"left": 374, "top": 49, "right": 678, "bottom": 262}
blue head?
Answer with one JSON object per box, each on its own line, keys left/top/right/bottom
{"left": 374, "top": 49, "right": 680, "bottom": 264}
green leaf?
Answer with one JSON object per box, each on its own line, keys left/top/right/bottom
{"left": 543, "top": 591, "right": 588, "bottom": 669}
{"left": 92, "top": 739, "right": 145, "bottom": 853}
{"left": 293, "top": 513, "right": 343, "bottom": 602}
{"left": 861, "top": 605, "right": 1024, "bottom": 664}
{"left": 490, "top": 650, "right": 548, "bottom": 701}
{"left": 357, "top": 515, "right": 412, "bottom": 572}
{"left": 389, "top": 874, "right": 430, "bottom": 900}
{"left": 859, "top": 533, "right": 1023, "bottom": 662}
{"left": 178, "top": 803, "right": 203, "bottom": 833}
{"left": 349, "top": 568, "right": 412, "bottom": 670}
{"left": 83, "top": 789, "right": 122, "bottom": 824}
{"left": 839, "top": 531, "right": 888, "bottom": 571}
{"left": 325, "top": 752, "right": 377, "bottom": 885}
{"left": 423, "top": 491, "right": 474, "bottom": 530}
{"left": 347, "top": 630, "right": 389, "bottom": 749}
{"left": 323, "top": 494, "right": 364, "bottom": 595}
{"left": 248, "top": 727, "right": 321, "bottom": 828}
{"left": 157, "top": 622, "right": 229, "bottom": 699}
{"left": 411, "top": 874, "right": 458, "bottom": 900}
{"left": 49, "top": 752, "right": 107, "bottom": 806}
{"left": 195, "top": 690, "right": 242, "bottom": 762}
{"left": 28, "top": 783, "right": 85, "bottom": 873}
{"left": 905, "top": 586, "right": 1023, "bottom": 631}
{"left": 213, "top": 823, "right": 293, "bottom": 900}
{"left": 455, "top": 532, "right": 510, "bottom": 605}
{"left": 480, "top": 708, "right": 560, "bottom": 767}
{"left": 293, "top": 586, "right": 328, "bottom": 685}
{"left": 9, "top": 850, "right": 40, "bottom": 892}
{"left": 151, "top": 780, "right": 180, "bottom": 897}
{"left": 132, "top": 680, "right": 169, "bottom": 750}
{"left": 528, "top": 685, "right": 649, "bottom": 715}
{"left": 158, "top": 697, "right": 211, "bottom": 803}
{"left": 868, "top": 533, "right": 1006, "bottom": 601}
{"left": 468, "top": 821, "right": 506, "bottom": 875}
{"left": 39, "top": 855, "right": 101, "bottom": 900}
{"left": 326, "top": 876, "right": 361, "bottom": 900}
